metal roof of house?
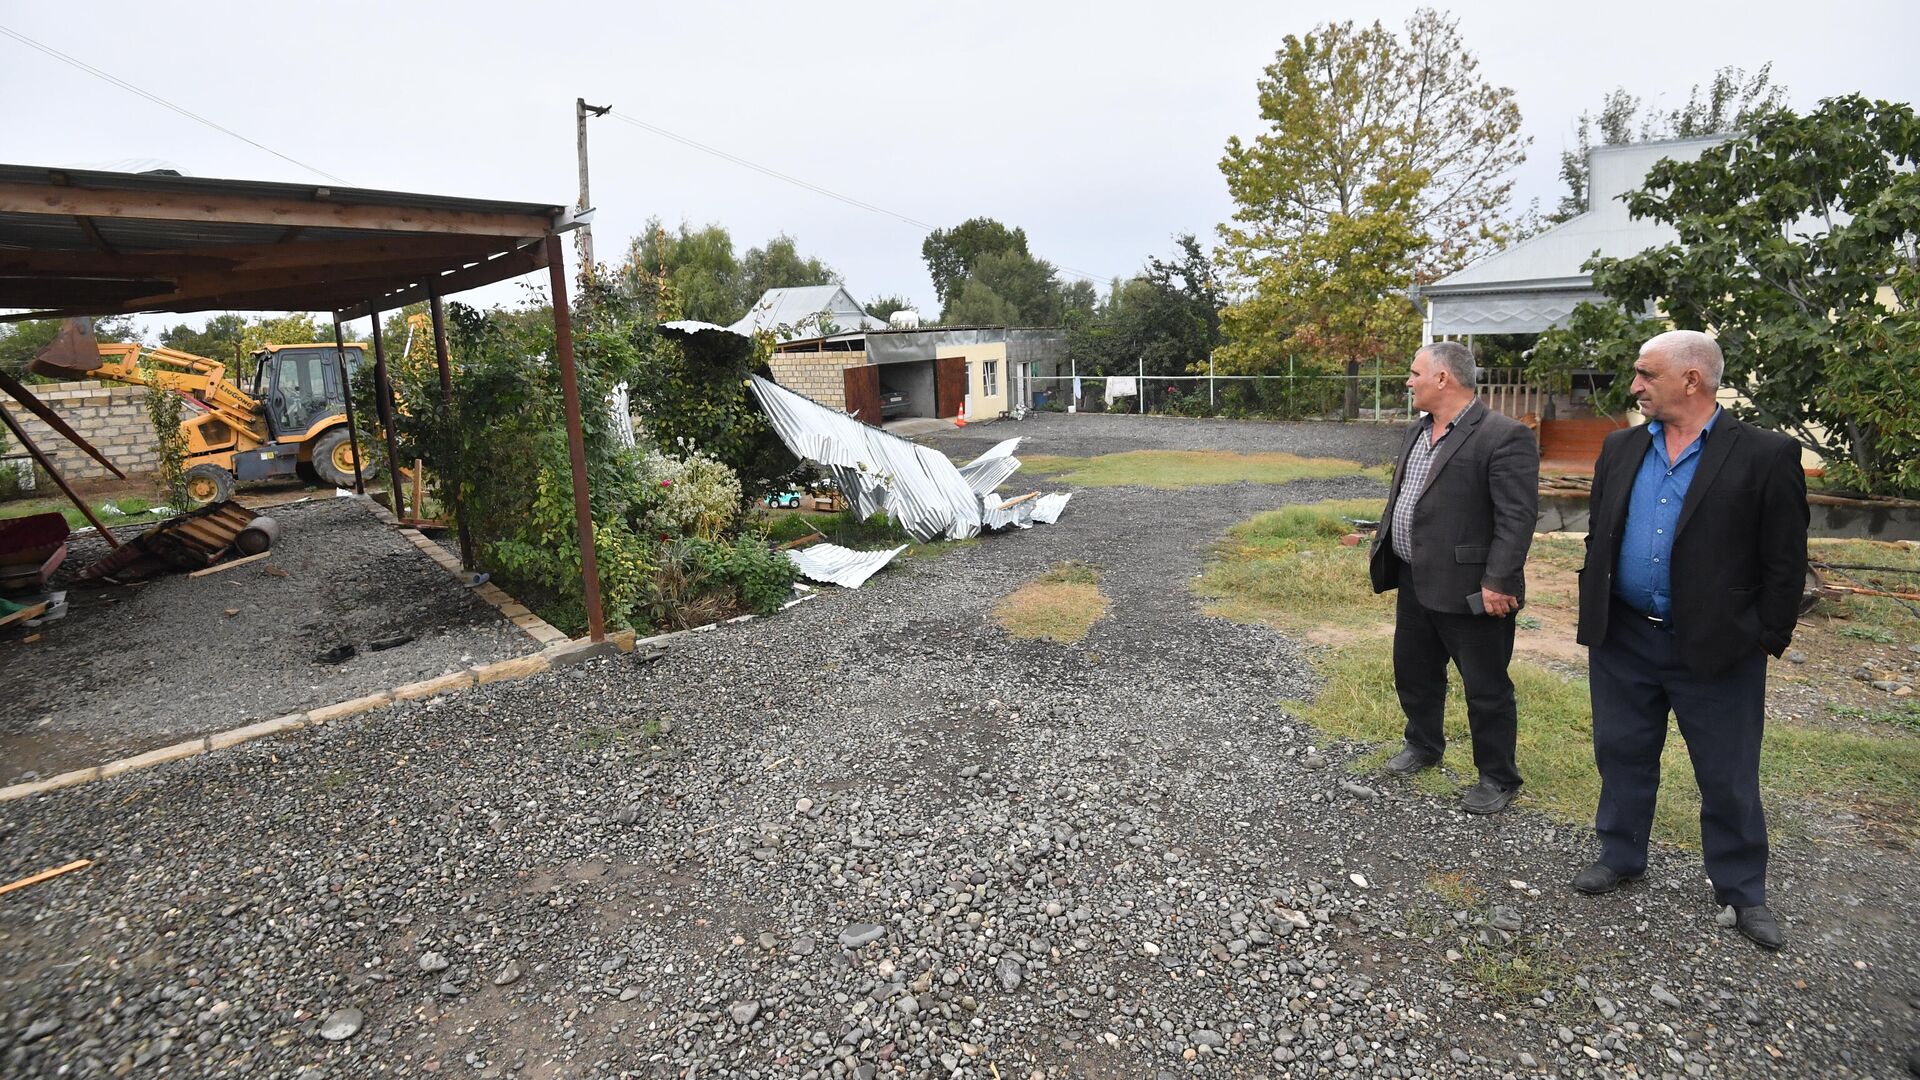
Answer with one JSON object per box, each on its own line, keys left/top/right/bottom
{"left": 0, "top": 162, "right": 574, "bottom": 320}
{"left": 727, "top": 285, "right": 886, "bottom": 342}
{"left": 1417, "top": 135, "right": 1727, "bottom": 335}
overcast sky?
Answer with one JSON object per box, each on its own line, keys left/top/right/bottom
{"left": 5, "top": 0, "right": 1917, "bottom": 332}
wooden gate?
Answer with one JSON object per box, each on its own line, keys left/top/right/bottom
{"left": 843, "top": 364, "right": 883, "bottom": 426}
{"left": 934, "top": 356, "right": 967, "bottom": 419}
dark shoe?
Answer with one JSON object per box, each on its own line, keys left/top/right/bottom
{"left": 1905, "top": 1043, "right": 1919, "bottom": 1077}
{"left": 1382, "top": 746, "right": 1440, "bottom": 776}
{"left": 1572, "top": 861, "right": 1642, "bottom": 895}
{"left": 1460, "top": 779, "right": 1517, "bottom": 815}
{"left": 1733, "top": 905, "right": 1783, "bottom": 950}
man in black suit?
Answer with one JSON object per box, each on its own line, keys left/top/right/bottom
{"left": 1572, "top": 330, "right": 1807, "bottom": 950}
{"left": 1369, "top": 342, "right": 1540, "bottom": 814}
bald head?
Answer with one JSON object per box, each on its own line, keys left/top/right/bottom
{"left": 1640, "top": 330, "right": 1724, "bottom": 390}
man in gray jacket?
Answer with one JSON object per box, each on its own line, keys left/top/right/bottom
{"left": 1368, "top": 342, "right": 1541, "bottom": 813}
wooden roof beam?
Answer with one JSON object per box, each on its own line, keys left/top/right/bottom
{"left": 0, "top": 182, "right": 557, "bottom": 239}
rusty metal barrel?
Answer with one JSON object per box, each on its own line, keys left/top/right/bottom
{"left": 234, "top": 515, "right": 278, "bottom": 556}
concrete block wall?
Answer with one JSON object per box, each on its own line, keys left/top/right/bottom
{"left": 3, "top": 380, "right": 160, "bottom": 480}
{"left": 767, "top": 351, "right": 868, "bottom": 412}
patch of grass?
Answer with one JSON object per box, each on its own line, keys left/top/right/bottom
{"left": 1425, "top": 870, "right": 1483, "bottom": 910}
{"left": 993, "top": 560, "right": 1110, "bottom": 643}
{"left": 758, "top": 509, "right": 974, "bottom": 560}
{"left": 0, "top": 493, "right": 166, "bottom": 530}
{"left": 1215, "top": 499, "right": 1920, "bottom": 844}
{"left": 1404, "top": 881, "right": 1584, "bottom": 1012}
{"left": 1019, "top": 450, "right": 1378, "bottom": 489}
{"left": 1196, "top": 498, "right": 1388, "bottom": 630}
{"left": 1838, "top": 625, "right": 1896, "bottom": 644}
{"left": 1527, "top": 535, "right": 1587, "bottom": 572}
{"left": 1828, "top": 701, "right": 1920, "bottom": 734}
{"left": 574, "top": 718, "right": 664, "bottom": 752}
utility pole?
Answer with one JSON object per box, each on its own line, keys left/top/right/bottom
{"left": 575, "top": 97, "right": 612, "bottom": 275}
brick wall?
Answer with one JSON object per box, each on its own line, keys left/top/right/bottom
{"left": 3, "top": 380, "right": 161, "bottom": 480}
{"left": 768, "top": 351, "right": 868, "bottom": 411}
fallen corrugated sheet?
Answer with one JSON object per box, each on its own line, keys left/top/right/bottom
{"left": 750, "top": 374, "right": 1063, "bottom": 543}
{"left": 1031, "top": 492, "right": 1072, "bottom": 525}
{"left": 956, "top": 436, "right": 1024, "bottom": 495}
{"left": 786, "top": 542, "right": 910, "bottom": 589}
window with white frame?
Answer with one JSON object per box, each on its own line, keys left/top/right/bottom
{"left": 982, "top": 360, "right": 999, "bottom": 396}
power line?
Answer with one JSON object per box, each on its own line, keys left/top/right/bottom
{"left": 0, "top": 23, "right": 351, "bottom": 185}
{"left": 604, "top": 109, "right": 1110, "bottom": 285}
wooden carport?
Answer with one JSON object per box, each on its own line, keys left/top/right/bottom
{"left": 0, "top": 163, "right": 610, "bottom": 640}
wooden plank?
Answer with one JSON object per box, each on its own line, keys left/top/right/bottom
{"left": 0, "top": 234, "right": 517, "bottom": 277}
{"left": 187, "top": 550, "right": 272, "bottom": 578}
{"left": 334, "top": 244, "right": 549, "bottom": 321}
{"left": 0, "top": 182, "right": 555, "bottom": 239}
{"left": 996, "top": 491, "right": 1042, "bottom": 509}
{"left": 74, "top": 216, "right": 117, "bottom": 254}
{"left": 0, "top": 859, "right": 93, "bottom": 897}
{"left": 0, "top": 601, "right": 50, "bottom": 628}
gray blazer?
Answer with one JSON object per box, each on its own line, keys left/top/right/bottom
{"left": 1368, "top": 399, "right": 1540, "bottom": 613}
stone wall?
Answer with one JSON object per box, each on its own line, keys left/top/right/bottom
{"left": 3, "top": 380, "right": 161, "bottom": 480}
{"left": 767, "top": 351, "right": 868, "bottom": 411}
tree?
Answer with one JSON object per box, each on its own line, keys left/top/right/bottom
{"left": 620, "top": 219, "right": 744, "bottom": 325}
{"left": 1219, "top": 9, "right": 1528, "bottom": 287}
{"left": 1552, "top": 65, "right": 1786, "bottom": 221}
{"left": 1083, "top": 235, "right": 1226, "bottom": 377}
{"left": 1531, "top": 96, "right": 1920, "bottom": 496}
{"left": 1218, "top": 173, "right": 1425, "bottom": 390}
{"left": 864, "top": 294, "right": 917, "bottom": 322}
{"left": 921, "top": 218, "right": 1029, "bottom": 308}
{"left": 738, "top": 234, "right": 839, "bottom": 305}
{"left": 942, "top": 277, "right": 1018, "bottom": 326}
{"left": 0, "top": 315, "right": 138, "bottom": 378}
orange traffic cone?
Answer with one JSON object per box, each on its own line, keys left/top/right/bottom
{"left": 954, "top": 400, "right": 968, "bottom": 427}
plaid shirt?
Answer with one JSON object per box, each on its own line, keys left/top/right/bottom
{"left": 1390, "top": 401, "right": 1475, "bottom": 562}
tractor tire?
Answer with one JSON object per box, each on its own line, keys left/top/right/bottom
{"left": 311, "top": 427, "right": 361, "bottom": 489}
{"left": 183, "top": 464, "right": 235, "bottom": 506}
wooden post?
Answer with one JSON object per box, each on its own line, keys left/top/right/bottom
{"left": 332, "top": 316, "right": 366, "bottom": 494}
{"left": 0, "top": 403, "right": 118, "bottom": 546}
{"left": 366, "top": 308, "right": 406, "bottom": 512}
{"left": 546, "top": 232, "right": 606, "bottom": 642}
{"left": 429, "top": 289, "right": 476, "bottom": 570}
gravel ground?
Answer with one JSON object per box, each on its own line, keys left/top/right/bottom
{"left": 2, "top": 439, "right": 1916, "bottom": 1078}
{"left": 0, "top": 498, "right": 535, "bottom": 785}
{"left": 921, "top": 414, "right": 1410, "bottom": 467}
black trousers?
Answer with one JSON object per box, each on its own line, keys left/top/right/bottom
{"left": 1391, "top": 566, "right": 1522, "bottom": 790}
{"left": 1590, "top": 598, "right": 1769, "bottom": 907}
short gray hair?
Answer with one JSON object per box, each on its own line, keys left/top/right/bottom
{"left": 1641, "top": 330, "right": 1724, "bottom": 389}
{"left": 1419, "top": 341, "right": 1477, "bottom": 390}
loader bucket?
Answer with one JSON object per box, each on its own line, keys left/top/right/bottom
{"left": 28, "top": 318, "right": 105, "bottom": 379}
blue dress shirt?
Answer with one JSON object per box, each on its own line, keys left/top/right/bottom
{"left": 1613, "top": 408, "right": 1721, "bottom": 621}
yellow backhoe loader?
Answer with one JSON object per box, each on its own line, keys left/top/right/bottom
{"left": 31, "top": 319, "right": 370, "bottom": 504}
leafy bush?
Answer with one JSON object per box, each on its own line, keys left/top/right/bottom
{"left": 637, "top": 445, "right": 741, "bottom": 540}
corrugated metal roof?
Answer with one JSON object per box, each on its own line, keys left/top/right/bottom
{"left": 1422, "top": 136, "right": 1727, "bottom": 295}
{"left": 786, "top": 542, "right": 909, "bottom": 589}
{"left": 727, "top": 285, "right": 887, "bottom": 342}
{"left": 0, "top": 163, "right": 566, "bottom": 220}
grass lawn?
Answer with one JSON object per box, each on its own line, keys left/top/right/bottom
{"left": 1019, "top": 450, "right": 1381, "bottom": 489}
{"left": 993, "top": 561, "right": 1110, "bottom": 644}
{"left": 0, "top": 492, "right": 168, "bottom": 531}
{"left": 1200, "top": 499, "right": 1920, "bottom": 846}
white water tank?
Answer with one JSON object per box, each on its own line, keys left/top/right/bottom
{"left": 887, "top": 309, "right": 921, "bottom": 329}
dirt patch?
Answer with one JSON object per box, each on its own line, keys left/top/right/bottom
{"left": 0, "top": 498, "right": 536, "bottom": 784}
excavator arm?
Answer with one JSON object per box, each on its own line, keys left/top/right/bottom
{"left": 30, "top": 321, "right": 263, "bottom": 438}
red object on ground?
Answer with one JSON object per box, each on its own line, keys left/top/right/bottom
{"left": 0, "top": 512, "right": 69, "bottom": 594}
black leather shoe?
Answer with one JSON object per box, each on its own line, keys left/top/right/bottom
{"left": 1572, "top": 861, "right": 1642, "bottom": 894}
{"left": 1382, "top": 746, "right": 1440, "bottom": 776}
{"left": 1460, "top": 779, "right": 1517, "bottom": 815}
{"left": 1733, "top": 905, "right": 1783, "bottom": 950}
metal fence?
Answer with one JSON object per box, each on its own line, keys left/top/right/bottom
{"left": 1023, "top": 372, "right": 1411, "bottom": 422}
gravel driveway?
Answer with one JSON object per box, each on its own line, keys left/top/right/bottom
{"left": 0, "top": 498, "right": 535, "bottom": 785}
{"left": 922, "top": 413, "right": 1410, "bottom": 466}
{"left": 1, "top": 420, "right": 1915, "bottom": 1079}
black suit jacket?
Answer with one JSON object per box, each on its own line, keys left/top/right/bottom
{"left": 1576, "top": 414, "right": 1808, "bottom": 678}
{"left": 1369, "top": 399, "right": 1541, "bottom": 613}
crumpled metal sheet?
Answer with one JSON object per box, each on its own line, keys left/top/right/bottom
{"left": 750, "top": 375, "right": 982, "bottom": 542}
{"left": 956, "top": 437, "right": 1023, "bottom": 495}
{"left": 785, "top": 542, "right": 909, "bottom": 589}
{"left": 745, "top": 372, "right": 1070, "bottom": 543}
{"left": 981, "top": 494, "right": 1040, "bottom": 531}
{"left": 1030, "top": 492, "right": 1072, "bottom": 525}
